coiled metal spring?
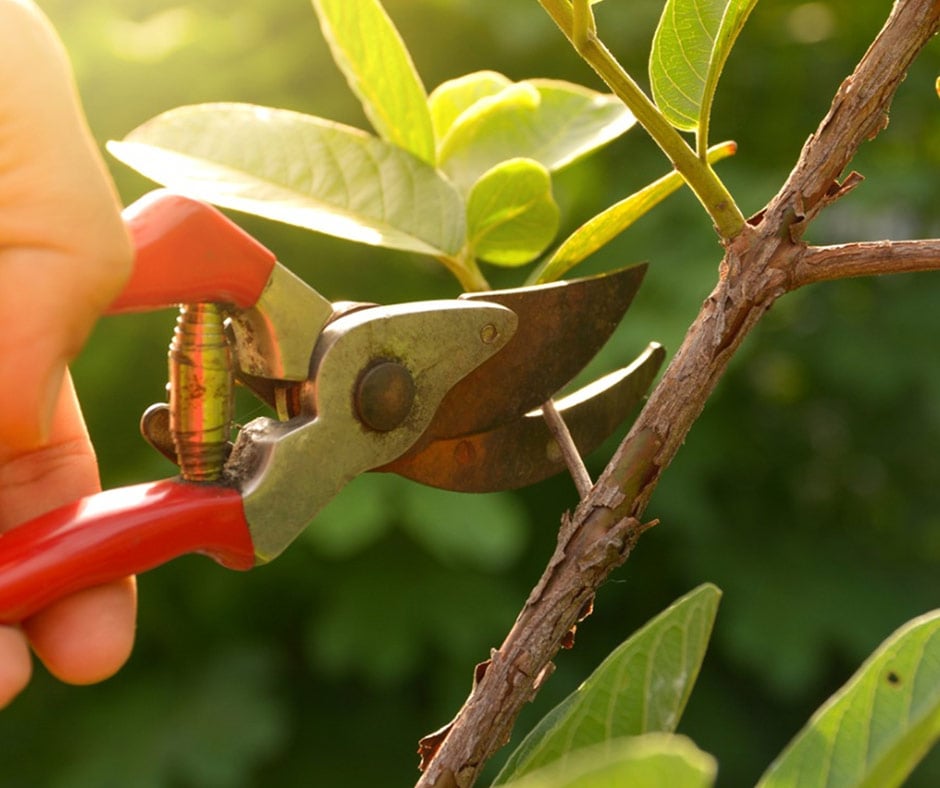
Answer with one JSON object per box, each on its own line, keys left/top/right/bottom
{"left": 168, "top": 303, "right": 233, "bottom": 481}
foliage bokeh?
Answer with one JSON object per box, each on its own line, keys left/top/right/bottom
{"left": 2, "top": 0, "right": 938, "bottom": 785}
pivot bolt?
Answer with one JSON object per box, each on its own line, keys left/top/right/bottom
{"left": 355, "top": 360, "right": 416, "bottom": 432}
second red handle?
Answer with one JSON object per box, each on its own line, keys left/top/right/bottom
{"left": 0, "top": 480, "right": 256, "bottom": 624}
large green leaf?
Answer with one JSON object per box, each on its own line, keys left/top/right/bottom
{"left": 649, "top": 0, "right": 759, "bottom": 137}
{"left": 311, "top": 0, "right": 435, "bottom": 163}
{"left": 498, "top": 735, "right": 716, "bottom": 788}
{"left": 466, "top": 158, "right": 559, "bottom": 266}
{"left": 531, "top": 140, "right": 737, "bottom": 284}
{"left": 757, "top": 610, "right": 940, "bottom": 788}
{"left": 428, "top": 70, "right": 512, "bottom": 145}
{"left": 493, "top": 584, "right": 721, "bottom": 785}
{"left": 108, "top": 103, "right": 465, "bottom": 257}
{"left": 437, "top": 79, "right": 635, "bottom": 191}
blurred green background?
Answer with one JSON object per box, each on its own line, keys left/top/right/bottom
{"left": 2, "top": 0, "right": 938, "bottom": 785}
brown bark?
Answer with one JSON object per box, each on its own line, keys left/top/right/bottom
{"left": 416, "top": 2, "right": 940, "bottom": 785}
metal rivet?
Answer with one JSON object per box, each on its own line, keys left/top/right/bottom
{"left": 480, "top": 323, "right": 499, "bottom": 344}
{"left": 355, "top": 361, "right": 416, "bottom": 432}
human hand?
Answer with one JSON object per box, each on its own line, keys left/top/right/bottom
{"left": 0, "top": 0, "right": 136, "bottom": 706}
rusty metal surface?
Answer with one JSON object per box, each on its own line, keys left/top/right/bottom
{"left": 382, "top": 342, "right": 665, "bottom": 491}
{"left": 421, "top": 263, "right": 647, "bottom": 441}
{"left": 228, "top": 264, "right": 656, "bottom": 514}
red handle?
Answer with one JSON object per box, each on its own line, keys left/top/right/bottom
{"left": 109, "top": 190, "right": 277, "bottom": 313}
{"left": 0, "top": 480, "right": 256, "bottom": 624}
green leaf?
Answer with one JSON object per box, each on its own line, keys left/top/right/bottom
{"left": 498, "top": 734, "right": 716, "bottom": 788}
{"left": 494, "top": 584, "right": 721, "bottom": 785}
{"left": 311, "top": 0, "right": 435, "bottom": 163}
{"left": 650, "top": 0, "right": 759, "bottom": 140}
{"left": 428, "top": 70, "right": 512, "bottom": 145}
{"left": 531, "top": 140, "right": 737, "bottom": 283}
{"left": 108, "top": 103, "right": 465, "bottom": 257}
{"left": 437, "top": 79, "right": 635, "bottom": 191}
{"left": 466, "top": 158, "right": 559, "bottom": 266}
{"left": 757, "top": 610, "right": 940, "bottom": 788}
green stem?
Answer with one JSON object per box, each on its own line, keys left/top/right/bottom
{"left": 541, "top": 0, "right": 746, "bottom": 239}
{"left": 437, "top": 252, "right": 491, "bottom": 292}
{"left": 696, "top": 112, "right": 710, "bottom": 163}
{"left": 571, "top": 0, "right": 596, "bottom": 48}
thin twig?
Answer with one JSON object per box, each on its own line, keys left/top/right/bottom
{"left": 791, "top": 239, "right": 940, "bottom": 289}
{"left": 541, "top": 399, "right": 592, "bottom": 498}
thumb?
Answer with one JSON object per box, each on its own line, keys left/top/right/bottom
{"left": 0, "top": 0, "right": 132, "bottom": 452}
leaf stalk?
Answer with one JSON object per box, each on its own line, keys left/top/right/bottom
{"left": 438, "top": 252, "right": 491, "bottom": 292}
{"left": 539, "top": 0, "right": 745, "bottom": 239}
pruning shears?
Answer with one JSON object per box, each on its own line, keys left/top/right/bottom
{"left": 0, "top": 190, "right": 664, "bottom": 624}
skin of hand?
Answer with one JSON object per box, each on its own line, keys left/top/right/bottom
{"left": 0, "top": 0, "right": 136, "bottom": 707}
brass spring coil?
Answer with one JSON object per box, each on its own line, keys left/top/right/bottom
{"left": 169, "top": 303, "right": 233, "bottom": 481}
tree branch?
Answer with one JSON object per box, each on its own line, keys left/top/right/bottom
{"left": 415, "top": 1, "right": 940, "bottom": 785}
{"left": 766, "top": 0, "right": 940, "bottom": 236}
{"left": 792, "top": 239, "right": 940, "bottom": 288}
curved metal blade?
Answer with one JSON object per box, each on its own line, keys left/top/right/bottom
{"left": 422, "top": 263, "right": 648, "bottom": 441}
{"left": 381, "top": 342, "right": 665, "bottom": 492}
